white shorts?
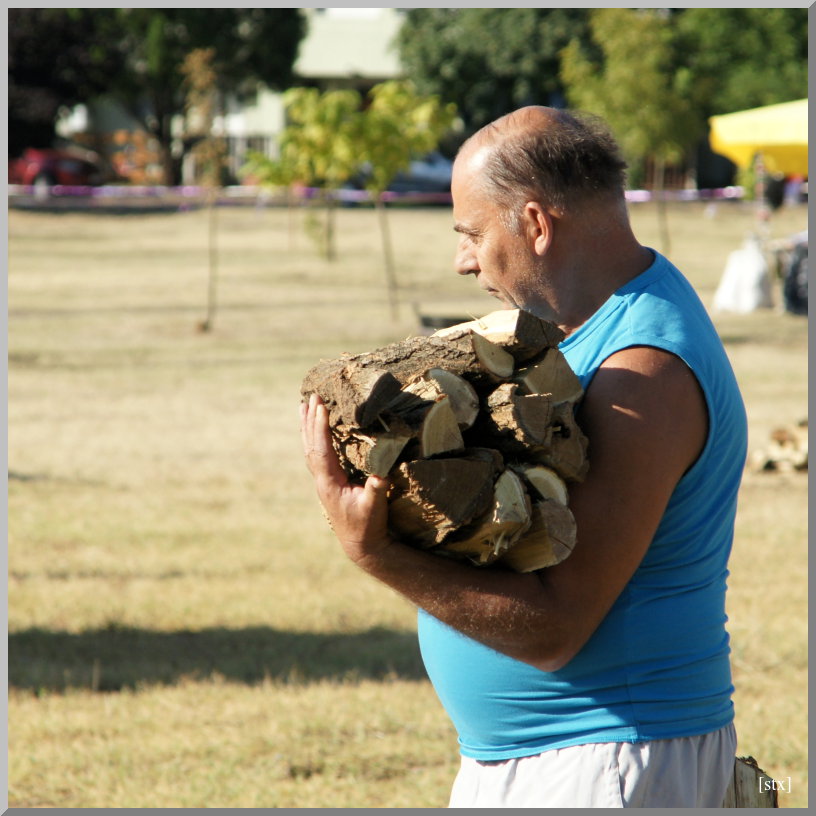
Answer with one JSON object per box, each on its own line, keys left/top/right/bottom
{"left": 448, "top": 724, "right": 737, "bottom": 808}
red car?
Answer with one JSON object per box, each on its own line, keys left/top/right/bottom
{"left": 8, "top": 147, "right": 108, "bottom": 187}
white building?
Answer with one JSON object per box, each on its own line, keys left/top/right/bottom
{"left": 220, "top": 8, "right": 405, "bottom": 178}
{"left": 59, "top": 8, "right": 406, "bottom": 184}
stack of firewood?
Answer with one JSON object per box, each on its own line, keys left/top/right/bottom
{"left": 749, "top": 418, "right": 808, "bottom": 473}
{"left": 301, "top": 309, "right": 588, "bottom": 572}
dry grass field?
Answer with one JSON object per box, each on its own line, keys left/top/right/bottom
{"left": 8, "top": 197, "right": 808, "bottom": 808}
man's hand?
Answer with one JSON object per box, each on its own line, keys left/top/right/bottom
{"left": 300, "top": 393, "right": 392, "bottom": 565}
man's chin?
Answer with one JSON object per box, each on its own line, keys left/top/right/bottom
{"left": 485, "top": 290, "right": 510, "bottom": 306}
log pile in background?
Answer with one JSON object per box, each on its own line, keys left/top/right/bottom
{"left": 749, "top": 418, "right": 808, "bottom": 473}
{"left": 301, "top": 309, "right": 588, "bottom": 572}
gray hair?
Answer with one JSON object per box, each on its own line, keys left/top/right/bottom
{"left": 464, "top": 107, "right": 628, "bottom": 231}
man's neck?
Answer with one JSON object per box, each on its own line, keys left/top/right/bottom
{"left": 549, "top": 233, "right": 654, "bottom": 338}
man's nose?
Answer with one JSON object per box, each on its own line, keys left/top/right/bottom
{"left": 454, "top": 243, "right": 476, "bottom": 276}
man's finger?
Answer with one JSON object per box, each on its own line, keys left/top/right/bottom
{"left": 303, "top": 395, "right": 349, "bottom": 488}
{"left": 365, "top": 474, "right": 390, "bottom": 500}
{"left": 299, "top": 399, "right": 309, "bottom": 460}
{"left": 302, "top": 393, "right": 324, "bottom": 459}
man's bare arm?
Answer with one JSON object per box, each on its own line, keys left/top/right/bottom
{"left": 300, "top": 345, "right": 707, "bottom": 671}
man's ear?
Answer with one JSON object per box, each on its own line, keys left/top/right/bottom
{"left": 522, "top": 201, "right": 555, "bottom": 257}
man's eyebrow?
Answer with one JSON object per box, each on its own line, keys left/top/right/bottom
{"left": 453, "top": 223, "right": 480, "bottom": 235}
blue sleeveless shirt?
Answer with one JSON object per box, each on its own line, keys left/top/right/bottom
{"left": 417, "top": 251, "right": 747, "bottom": 759}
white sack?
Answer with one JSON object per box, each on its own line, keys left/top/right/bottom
{"left": 713, "top": 236, "right": 773, "bottom": 313}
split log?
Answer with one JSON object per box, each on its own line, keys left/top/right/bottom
{"left": 398, "top": 396, "right": 465, "bottom": 459}
{"left": 478, "top": 383, "right": 554, "bottom": 454}
{"left": 721, "top": 756, "right": 779, "bottom": 807}
{"left": 437, "top": 469, "right": 532, "bottom": 565}
{"left": 301, "top": 334, "right": 511, "bottom": 427}
{"left": 403, "top": 368, "right": 480, "bottom": 430}
{"left": 387, "top": 455, "right": 499, "bottom": 548}
{"left": 301, "top": 362, "right": 402, "bottom": 428}
{"left": 515, "top": 347, "right": 584, "bottom": 404}
{"left": 749, "top": 418, "right": 808, "bottom": 473}
{"left": 367, "top": 333, "right": 514, "bottom": 386}
{"left": 531, "top": 402, "right": 590, "bottom": 482}
{"left": 499, "top": 499, "right": 576, "bottom": 572}
{"left": 434, "top": 308, "right": 565, "bottom": 362}
{"left": 334, "top": 394, "right": 465, "bottom": 477}
{"left": 513, "top": 464, "right": 569, "bottom": 505}
{"left": 335, "top": 420, "right": 413, "bottom": 478}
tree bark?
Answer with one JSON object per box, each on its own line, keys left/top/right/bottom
{"left": 301, "top": 363, "right": 403, "bottom": 429}
{"left": 388, "top": 456, "right": 499, "bottom": 548}
{"left": 438, "top": 469, "right": 532, "bottom": 565}
{"left": 375, "top": 194, "right": 399, "bottom": 320}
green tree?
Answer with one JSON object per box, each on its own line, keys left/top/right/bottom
{"left": 357, "top": 81, "right": 457, "bottom": 317}
{"left": 561, "top": 9, "right": 699, "bottom": 254}
{"left": 250, "top": 87, "right": 364, "bottom": 261}
{"left": 105, "top": 9, "right": 306, "bottom": 185}
{"left": 180, "top": 48, "right": 228, "bottom": 333}
{"left": 674, "top": 8, "right": 808, "bottom": 118}
{"left": 12, "top": 9, "right": 305, "bottom": 182}
{"left": 8, "top": 9, "right": 122, "bottom": 156}
{"left": 246, "top": 82, "right": 456, "bottom": 313}
{"left": 397, "top": 8, "right": 590, "bottom": 133}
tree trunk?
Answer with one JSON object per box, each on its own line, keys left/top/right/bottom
{"left": 205, "top": 191, "right": 219, "bottom": 329}
{"left": 375, "top": 194, "right": 399, "bottom": 320}
{"left": 287, "top": 187, "right": 298, "bottom": 252}
{"left": 196, "top": 190, "right": 220, "bottom": 333}
{"left": 654, "top": 157, "right": 671, "bottom": 257}
{"left": 324, "top": 189, "right": 336, "bottom": 262}
{"left": 152, "top": 105, "right": 181, "bottom": 186}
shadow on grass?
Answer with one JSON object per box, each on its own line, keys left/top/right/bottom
{"left": 9, "top": 624, "right": 427, "bottom": 693}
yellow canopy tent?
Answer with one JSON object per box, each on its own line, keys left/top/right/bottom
{"left": 709, "top": 98, "right": 808, "bottom": 176}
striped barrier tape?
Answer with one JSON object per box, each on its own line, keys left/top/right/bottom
{"left": 8, "top": 183, "right": 748, "bottom": 204}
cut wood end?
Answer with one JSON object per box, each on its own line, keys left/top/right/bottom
{"left": 515, "top": 349, "right": 584, "bottom": 404}
{"left": 432, "top": 309, "right": 520, "bottom": 340}
{"left": 433, "top": 308, "right": 565, "bottom": 360}
{"left": 499, "top": 499, "right": 576, "bottom": 572}
{"left": 484, "top": 383, "right": 553, "bottom": 449}
{"left": 516, "top": 465, "right": 569, "bottom": 505}
{"left": 336, "top": 424, "right": 413, "bottom": 479}
{"left": 365, "top": 433, "right": 413, "bottom": 477}
{"left": 439, "top": 469, "right": 532, "bottom": 563}
{"left": 470, "top": 332, "right": 515, "bottom": 379}
{"left": 420, "top": 397, "right": 465, "bottom": 458}
{"left": 387, "top": 457, "right": 497, "bottom": 547}
{"left": 406, "top": 368, "right": 480, "bottom": 430}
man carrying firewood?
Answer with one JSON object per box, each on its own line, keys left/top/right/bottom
{"left": 301, "top": 106, "right": 747, "bottom": 807}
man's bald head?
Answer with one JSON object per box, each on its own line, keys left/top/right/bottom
{"left": 458, "top": 106, "right": 628, "bottom": 226}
